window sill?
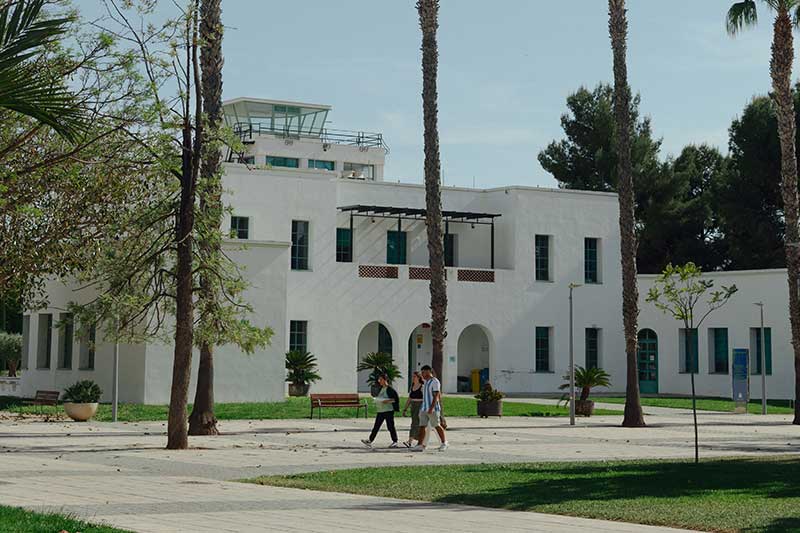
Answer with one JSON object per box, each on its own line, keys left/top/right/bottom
{"left": 78, "top": 367, "right": 95, "bottom": 371}
{"left": 534, "top": 278, "right": 554, "bottom": 283}
{"left": 584, "top": 281, "right": 603, "bottom": 285}
{"left": 534, "top": 370, "right": 555, "bottom": 374}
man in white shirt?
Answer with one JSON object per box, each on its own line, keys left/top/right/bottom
{"left": 414, "top": 365, "right": 448, "bottom": 451}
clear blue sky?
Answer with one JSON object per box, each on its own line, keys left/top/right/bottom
{"left": 82, "top": 1, "right": 781, "bottom": 188}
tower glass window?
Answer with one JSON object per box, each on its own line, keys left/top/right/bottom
{"left": 535, "top": 235, "right": 550, "bottom": 281}
{"left": 584, "top": 238, "right": 599, "bottom": 283}
{"left": 336, "top": 228, "right": 353, "bottom": 263}
{"left": 291, "top": 220, "right": 310, "bottom": 270}
{"left": 309, "top": 159, "right": 335, "bottom": 171}
{"left": 266, "top": 156, "right": 299, "bottom": 168}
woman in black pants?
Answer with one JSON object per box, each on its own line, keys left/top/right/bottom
{"left": 361, "top": 374, "right": 400, "bottom": 448}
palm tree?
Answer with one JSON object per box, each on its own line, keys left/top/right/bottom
{"left": 608, "top": 0, "right": 645, "bottom": 427}
{"left": 0, "top": 0, "right": 83, "bottom": 140}
{"left": 416, "top": 0, "right": 448, "bottom": 381}
{"left": 188, "top": 0, "right": 223, "bottom": 436}
{"left": 727, "top": 0, "right": 800, "bottom": 425}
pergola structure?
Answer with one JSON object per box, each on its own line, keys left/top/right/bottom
{"left": 338, "top": 204, "right": 502, "bottom": 268}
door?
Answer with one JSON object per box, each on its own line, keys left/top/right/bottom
{"left": 637, "top": 329, "right": 658, "bottom": 394}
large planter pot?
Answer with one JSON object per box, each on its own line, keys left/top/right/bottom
{"left": 476, "top": 399, "right": 503, "bottom": 418}
{"left": 574, "top": 399, "right": 595, "bottom": 417}
{"left": 288, "top": 383, "right": 310, "bottom": 397}
{"left": 64, "top": 402, "right": 98, "bottom": 422}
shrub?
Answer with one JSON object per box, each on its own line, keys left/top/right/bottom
{"left": 63, "top": 380, "right": 102, "bottom": 403}
{"left": 356, "top": 352, "right": 402, "bottom": 386}
{"left": 559, "top": 365, "right": 611, "bottom": 403}
{"left": 285, "top": 351, "right": 321, "bottom": 386}
{"left": 474, "top": 381, "right": 504, "bottom": 402}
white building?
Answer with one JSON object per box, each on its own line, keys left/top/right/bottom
{"left": 15, "top": 98, "right": 797, "bottom": 402}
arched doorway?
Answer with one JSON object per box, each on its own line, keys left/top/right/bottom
{"left": 407, "top": 323, "right": 433, "bottom": 386}
{"left": 357, "top": 322, "right": 393, "bottom": 393}
{"left": 457, "top": 325, "right": 491, "bottom": 393}
{"left": 637, "top": 329, "right": 658, "bottom": 394}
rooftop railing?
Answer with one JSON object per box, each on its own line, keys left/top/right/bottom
{"left": 233, "top": 121, "right": 389, "bottom": 153}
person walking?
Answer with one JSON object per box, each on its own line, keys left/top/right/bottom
{"left": 413, "top": 365, "right": 448, "bottom": 451}
{"left": 361, "top": 374, "right": 399, "bottom": 448}
{"left": 402, "top": 371, "right": 424, "bottom": 448}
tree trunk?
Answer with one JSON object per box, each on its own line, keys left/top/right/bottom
{"left": 167, "top": 4, "right": 202, "bottom": 450}
{"left": 770, "top": 6, "right": 800, "bottom": 426}
{"left": 417, "top": 0, "right": 447, "bottom": 381}
{"left": 686, "top": 324, "right": 699, "bottom": 463}
{"left": 189, "top": 0, "right": 223, "bottom": 437}
{"left": 609, "top": 0, "right": 645, "bottom": 428}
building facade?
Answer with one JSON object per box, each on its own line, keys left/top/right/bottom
{"left": 15, "top": 98, "right": 797, "bottom": 402}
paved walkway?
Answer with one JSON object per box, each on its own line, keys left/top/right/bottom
{"left": 0, "top": 411, "right": 797, "bottom": 532}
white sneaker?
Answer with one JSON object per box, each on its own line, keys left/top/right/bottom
{"left": 438, "top": 442, "right": 449, "bottom": 451}
{"left": 411, "top": 444, "right": 426, "bottom": 452}
{"left": 361, "top": 439, "right": 373, "bottom": 448}
{"left": 388, "top": 442, "right": 399, "bottom": 448}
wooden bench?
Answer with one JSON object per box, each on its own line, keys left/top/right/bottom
{"left": 310, "top": 393, "right": 368, "bottom": 419}
{"left": 24, "top": 390, "right": 60, "bottom": 414}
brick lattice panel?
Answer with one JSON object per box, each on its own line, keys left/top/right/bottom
{"left": 457, "top": 269, "right": 495, "bottom": 283}
{"left": 408, "top": 267, "right": 447, "bottom": 280}
{"left": 359, "top": 265, "right": 399, "bottom": 279}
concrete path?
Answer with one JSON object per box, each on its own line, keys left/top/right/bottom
{"left": 1, "top": 411, "right": 797, "bottom": 532}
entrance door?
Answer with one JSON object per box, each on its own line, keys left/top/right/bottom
{"left": 637, "top": 329, "right": 658, "bottom": 394}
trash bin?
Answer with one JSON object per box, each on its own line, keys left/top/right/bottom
{"left": 479, "top": 368, "right": 490, "bottom": 387}
{"left": 471, "top": 369, "right": 481, "bottom": 393}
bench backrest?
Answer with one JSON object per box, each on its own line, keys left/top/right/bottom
{"left": 310, "top": 393, "right": 361, "bottom": 405}
{"left": 34, "top": 390, "right": 60, "bottom": 403}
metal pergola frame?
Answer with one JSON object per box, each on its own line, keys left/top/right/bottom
{"left": 338, "top": 204, "right": 502, "bottom": 268}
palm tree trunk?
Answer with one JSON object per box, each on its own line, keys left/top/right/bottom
{"left": 188, "top": 0, "right": 223, "bottom": 437}
{"left": 417, "top": 0, "right": 447, "bottom": 381}
{"left": 770, "top": 5, "right": 800, "bottom": 425}
{"left": 609, "top": 0, "right": 645, "bottom": 428}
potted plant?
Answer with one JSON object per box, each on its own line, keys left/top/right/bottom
{"left": 559, "top": 366, "right": 611, "bottom": 417}
{"left": 0, "top": 332, "right": 21, "bottom": 378}
{"left": 285, "top": 350, "right": 321, "bottom": 397}
{"left": 63, "top": 380, "right": 103, "bottom": 421}
{"left": 475, "top": 382, "right": 504, "bottom": 417}
{"left": 356, "top": 352, "right": 402, "bottom": 396}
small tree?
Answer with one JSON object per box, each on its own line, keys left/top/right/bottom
{"left": 0, "top": 332, "right": 22, "bottom": 377}
{"left": 646, "top": 263, "right": 737, "bottom": 463}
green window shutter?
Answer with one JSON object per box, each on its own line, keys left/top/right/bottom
{"left": 444, "top": 234, "right": 455, "bottom": 267}
{"left": 713, "top": 328, "right": 728, "bottom": 374}
{"left": 336, "top": 228, "right": 352, "bottom": 263}
{"left": 765, "top": 328, "right": 772, "bottom": 375}
{"left": 387, "top": 231, "right": 407, "bottom": 264}
{"left": 535, "top": 327, "right": 550, "bottom": 372}
{"left": 535, "top": 235, "right": 550, "bottom": 281}
{"left": 584, "top": 238, "right": 598, "bottom": 283}
{"left": 585, "top": 328, "right": 599, "bottom": 369}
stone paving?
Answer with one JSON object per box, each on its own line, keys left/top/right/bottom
{"left": 0, "top": 409, "right": 797, "bottom": 532}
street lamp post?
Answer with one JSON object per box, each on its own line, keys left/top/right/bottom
{"left": 112, "top": 321, "right": 119, "bottom": 423}
{"left": 568, "top": 283, "right": 582, "bottom": 426}
{"left": 754, "top": 302, "right": 766, "bottom": 415}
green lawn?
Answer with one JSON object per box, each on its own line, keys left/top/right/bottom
{"left": 247, "top": 456, "right": 800, "bottom": 533}
{"left": 0, "top": 505, "right": 131, "bottom": 533}
{"left": 600, "top": 396, "right": 795, "bottom": 415}
{"left": 0, "top": 395, "right": 620, "bottom": 422}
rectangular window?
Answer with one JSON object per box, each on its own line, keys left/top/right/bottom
{"left": 679, "top": 328, "right": 699, "bottom": 373}
{"left": 308, "top": 159, "right": 335, "bottom": 171}
{"left": 336, "top": 228, "right": 353, "bottom": 263}
{"left": 535, "top": 235, "right": 550, "bottom": 281}
{"left": 239, "top": 155, "right": 255, "bottom": 165}
{"left": 709, "top": 328, "right": 729, "bottom": 374}
{"left": 386, "top": 231, "right": 407, "bottom": 265}
{"left": 58, "top": 313, "right": 73, "bottom": 370}
{"left": 230, "top": 216, "right": 249, "bottom": 239}
{"left": 289, "top": 320, "right": 308, "bottom": 353}
{"left": 751, "top": 327, "right": 773, "bottom": 375}
{"left": 266, "top": 155, "right": 299, "bottom": 168}
{"left": 291, "top": 220, "right": 310, "bottom": 270}
{"left": 79, "top": 324, "right": 96, "bottom": 370}
{"left": 444, "top": 234, "right": 456, "bottom": 267}
{"left": 21, "top": 315, "right": 30, "bottom": 370}
{"left": 343, "top": 162, "right": 375, "bottom": 180}
{"left": 585, "top": 328, "right": 600, "bottom": 369}
{"left": 584, "top": 238, "right": 600, "bottom": 283}
{"left": 535, "top": 327, "right": 551, "bottom": 372}
{"left": 37, "top": 313, "right": 52, "bottom": 369}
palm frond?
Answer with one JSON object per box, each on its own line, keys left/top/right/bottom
{"left": 726, "top": 1, "right": 759, "bottom": 36}
{"left": 0, "top": 0, "right": 82, "bottom": 141}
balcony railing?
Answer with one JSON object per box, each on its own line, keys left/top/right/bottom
{"left": 233, "top": 122, "right": 389, "bottom": 153}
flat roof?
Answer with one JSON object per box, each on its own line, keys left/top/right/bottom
{"left": 339, "top": 204, "right": 501, "bottom": 221}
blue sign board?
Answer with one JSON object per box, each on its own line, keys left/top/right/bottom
{"left": 732, "top": 348, "right": 749, "bottom": 412}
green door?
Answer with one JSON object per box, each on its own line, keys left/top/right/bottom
{"left": 637, "top": 329, "right": 658, "bottom": 394}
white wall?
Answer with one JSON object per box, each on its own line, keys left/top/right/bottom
{"left": 638, "top": 269, "right": 793, "bottom": 399}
